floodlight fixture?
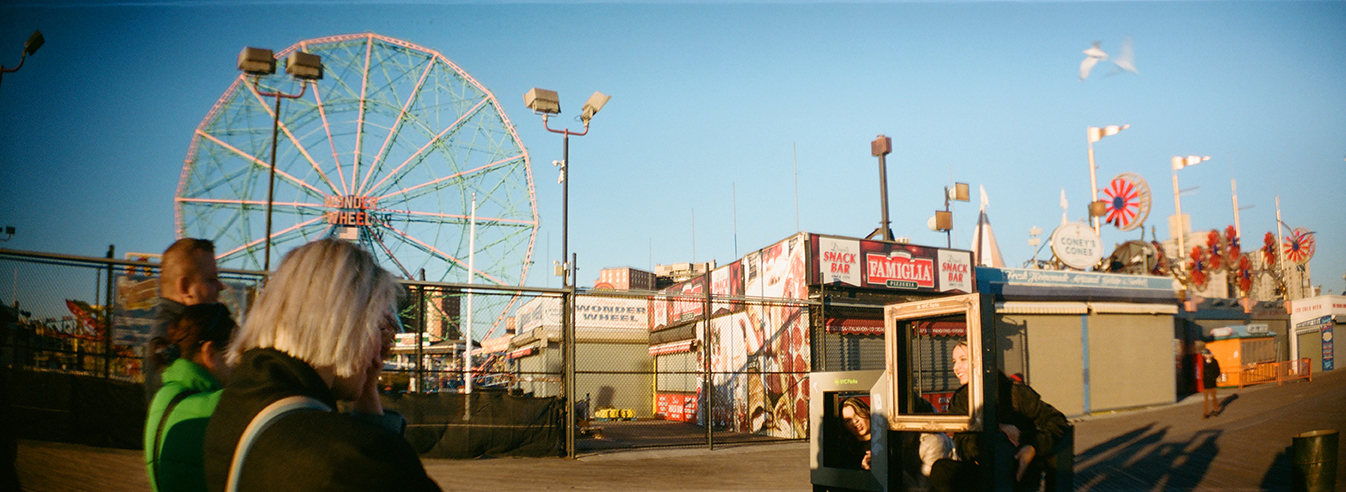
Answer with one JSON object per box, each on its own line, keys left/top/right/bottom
{"left": 524, "top": 88, "right": 561, "bottom": 115}
{"left": 950, "top": 182, "right": 970, "bottom": 202}
{"left": 580, "top": 91, "right": 611, "bottom": 123}
{"left": 1089, "top": 200, "right": 1108, "bottom": 217}
{"left": 934, "top": 210, "right": 953, "bottom": 232}
{"left": 24, "top": 30, "right": 43, "bottom": 57}
{"left": 238, "top": 47, "right": 276, "bottom": 76}
{"left": 285, "top": 51, "right": 323, "bottom": 80}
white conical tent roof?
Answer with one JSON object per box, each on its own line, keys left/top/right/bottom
{"left": 971, "top": 185, "right": 1005, "bottom": 268}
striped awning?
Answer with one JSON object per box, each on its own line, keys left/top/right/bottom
{"left": 996, "top": 302, "right": 1088, "bottom": 315}
{"left": 1087, "top": 302, "right": 1179, "bottom": 315}
{"left": 649, "top": 339, "right": 696, "bottom": 356}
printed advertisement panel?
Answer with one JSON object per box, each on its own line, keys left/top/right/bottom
{"left": 710, "top": 261, "right": 745, "bottom": 315}
{"left": 649, "top": 293, "right": 669, "bottom": 331}
{"left": 737, "top": 233, "right": 810, "bottom": 438}
{"left": 1324, "top": 325, "right": 1334, "bottom": 371}
{"left": 655, "top": 392, "right": 698, "bottom": 422}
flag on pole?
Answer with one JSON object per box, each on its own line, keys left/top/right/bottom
{"left": 1171, "top": 155, "right": 1209, "bottom": 170}
{"left": 1088, "top": 124, "right": 1129, "bottom": 143}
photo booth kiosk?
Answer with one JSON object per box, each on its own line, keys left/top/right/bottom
{"left": 811, "top": 293, "right": 1070, "bottom": 492}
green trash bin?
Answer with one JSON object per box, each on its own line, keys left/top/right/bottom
{"left": 1292, "top": 429, "right": 1338, "bottom": 492}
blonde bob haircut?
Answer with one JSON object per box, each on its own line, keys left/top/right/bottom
{"left": 228, "top": 239, "right": 400, "bottom": 378}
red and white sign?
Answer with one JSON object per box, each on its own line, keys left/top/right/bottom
{"left": 818, "top": 237, "right": 861, "bottom": 286}
{"left": 656, "top": 393, "right": 698, "bottom": 422}
{"left": 937, "top": 249, "right": 973, "bottom": 293}
{"left": 866, "top": 251, "right": 935, "bottom": 289}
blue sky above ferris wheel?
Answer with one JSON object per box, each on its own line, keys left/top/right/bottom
{"left": 1, "top": 1, "right": 1344, "bottom": 294}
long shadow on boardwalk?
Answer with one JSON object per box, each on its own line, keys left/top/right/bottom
{"left": 1074, "top": 423, "right": 1222, "bottom": 491}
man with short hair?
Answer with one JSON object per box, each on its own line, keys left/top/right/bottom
{"left": 143, "top": 238, "right": 224, "bottom": 400}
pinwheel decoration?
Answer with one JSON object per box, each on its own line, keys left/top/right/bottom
{"left": 1102, "top": 173, "right": 1151, "bottom": 231}
{"left": 1189, "top": 246, "right": 1207, "bottom": 288}
{"left": 1205, "top": 230, "right": 1224, "bottom": 271}
{"left": 1283, "top": 227, "right": 1316, "bottom": 265}
{"left": 1237, "top": 256, "right": 1253, "bottom": 293}
{"left": 1223, "top": 226, "right": 1241, "bottom": 268}
{"left": 1262, "top": 232, "right": 1278, "bottom": 267}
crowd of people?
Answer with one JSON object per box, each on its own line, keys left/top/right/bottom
{"left": 143, "top": 238, "right": 440, "bottom": 492}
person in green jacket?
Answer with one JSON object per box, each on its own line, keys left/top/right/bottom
{"left": 144, "top": 303, "right": 237, "bottom": 492}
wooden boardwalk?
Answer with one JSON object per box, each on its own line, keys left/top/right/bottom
{"left": 16, "top": 367, "right": 1346, "bottom": 491}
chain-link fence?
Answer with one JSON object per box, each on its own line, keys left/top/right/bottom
{"left": 3, "top": 248, "right": 830, "bottom": 455}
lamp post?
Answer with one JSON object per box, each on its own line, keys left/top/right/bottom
{"left": 1170, "top": 155, "right": 1209, "bottom": 265}
{"left": 930, "top": 182, "right": 969, "bottom": 247}
{"left": 237, "top": 47, "right": 323, "bottom": 272}
{"left": 524, "top": 87, "right": 609, "bottom": 459}
{"left": 870, "top": 136, "right": 895, "bottom": 241}
{"left": 1086, "top": 125, "right": 1128, "bottom": 236}
{"left": 1, "top": 30, "right": 44, "bottom": 90}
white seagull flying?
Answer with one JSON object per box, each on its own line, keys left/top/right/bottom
{"left": 1080, "top": 41, "right": 1109, "bottom": 81}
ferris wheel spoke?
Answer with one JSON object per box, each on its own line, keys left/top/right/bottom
{"left": 382, "top": 208, "right": 536, "bottom": 227}
{"left": 358, "top": 59, "right": 438, "bottom": 195}
{"left": 376, "top": 154, "right": 523, "bottom": 204}
{"left": 382, "top": 224, "right": 510, "bottom": 286}
{"left": 351, "top": 36, "right": 376, "bottom": 194}
{"left": 363, "top": 98, "right": 492, "bottom": 195}
{"left": 216, "top": 215, "right": 328, "bottom": 263}
{"left": 196, "top": 130, "right": 329, "bottom": 199}
{"left": 308, "top": 75, "right": 349, "bottom": 196}
{"left": 368, "top": 233, "right": 416, "bottom": 279}
{"left": 244, "top": 81, "right": 343, "bottom": 196}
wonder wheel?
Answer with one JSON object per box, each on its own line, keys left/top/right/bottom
{"left": 177, "top": 33, "right": 537, "bottom": 331}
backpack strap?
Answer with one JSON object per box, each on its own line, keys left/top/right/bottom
{"left": 151, "top": 389, "right": 199, "bottom": 487}
{"left": 225, "top": 395, "right": 331, "bottom": 492}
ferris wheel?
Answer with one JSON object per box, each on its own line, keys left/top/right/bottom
{"left": 177, "top": 33, "right": 537, "bottom": 325}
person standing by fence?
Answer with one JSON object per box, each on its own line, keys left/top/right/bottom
{"left": 1201, "top": 348, "right": 1222, "bottom": 419}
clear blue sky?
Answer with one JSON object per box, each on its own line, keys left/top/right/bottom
{"left": 3, "top": 1, "right": 1344, "bottom": 300}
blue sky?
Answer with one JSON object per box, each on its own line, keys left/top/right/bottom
{"left": 2, "top": 1, "right": 1344, "bottom": 301}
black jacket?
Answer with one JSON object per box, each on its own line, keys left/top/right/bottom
{"left": 946, "top": 371, "right": 1068, "bottom": 465}
{"left": 203, "top": 348, "right": 439, "bottom": 492}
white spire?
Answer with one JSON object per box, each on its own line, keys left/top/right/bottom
{"left": 971, "top": 187, "right": 1005, "bottom": 268}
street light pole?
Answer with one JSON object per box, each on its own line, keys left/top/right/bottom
{"left": 238, "top": 47, "right": 322, "bottom": 272}
{"left": 0, "top": 30, "right": 44, "bottom": 90}
{"left": 525, "top": 88, "right": 609, "bottom": 460}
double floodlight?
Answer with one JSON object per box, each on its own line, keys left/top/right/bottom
{"left": 524, "top": 88, "right": 611, "bottom": 123}
{"left": 237, "top": 47, "right": 323, "bottom": 80}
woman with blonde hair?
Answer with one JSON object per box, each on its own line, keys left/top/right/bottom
{"left": 202, "top": 239, "right": 438, "bottom": 492}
